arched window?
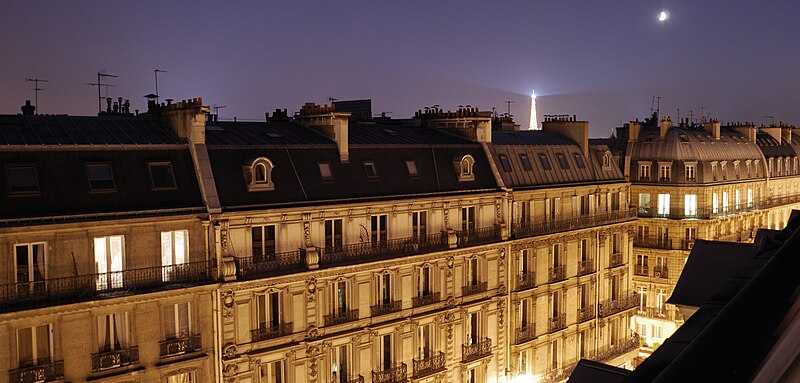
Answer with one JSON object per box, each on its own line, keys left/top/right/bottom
{"left": 457, "top": 155, "right": 476, "bottom": 182}
{"left": 245, "top": 157, "right": 275, "bottom": 192}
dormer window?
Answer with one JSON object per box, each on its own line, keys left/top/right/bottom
{"left": 86, "top": 163, "right": 116, "bottom": 192}
{"left": 519, "top": 154, "right": 533, "bottom": 171}
{"left": 457, "top": 155, "right": 475, "bottom": 182}
{"left": 5, "top": 164, "right": 39, "bottom": 195}
{"left": 498, "top": 154, "right": 512, "bottom": 172}
{"left": 319, "top": 162, "right": 333, "bottom": 181}
{"left": 148, "top": 162, "right": 177, "bottom": 190}
{"left": 405, "top": 160, "right": 419, "bottom": 176}
{"left": 538, "top": 153, "right": 552, "bottom": 170}
{"left": 245, "top": 157, "right": 275, "bottom": 192}
{"left": 602, "top": 153, "right": 612, "bottom": 169}
{"left": 573, "top": 153, "right": 586, "bottom": 169}
{"left": 363, "top": 161, "right": 378, "bottom": 178}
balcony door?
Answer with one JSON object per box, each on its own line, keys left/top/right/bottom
{"left": 331, "top": 344, "right": 351, "bottom": 383}
{"left": 97, "top": 312, "right": 129, "bottom": 352}
{"left": 15, "top": 243, "right": 46, "bottom": 294}
{"left": 466, "top": 312, "right": 481, "bottom": 345}
{"left": 380, "top": 334, "right": 394, "bottom": 371}
{"left": 94, "top": 236, "right": 124, "bottom": 290}
{"left": 161, "top": 230, "right": 188, "bottom": 282}
{"left": 17, "top": 324, "right": 52, "bottom": 367}
{"left": 164, "top": 302, "right": 191, "bottom": 340}
{"left": 417, "top": 323, "right": 433, "bottom": 359}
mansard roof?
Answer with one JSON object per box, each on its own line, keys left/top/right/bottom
{"left": 627, "top": 125, "right": 763, "bottom": 164}
{"left": 0, "top": 114, "right": 181, "bottom": 145}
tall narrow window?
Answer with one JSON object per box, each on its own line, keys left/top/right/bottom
{"left": 552, "top": 290, "right": 562, "bottom": 318}
{"left": 86, "top": 163, "right": 116, "bottom": 192}
{"left": 418, "top": 265, "right": 433, "bottom": 297}
{"left": 257, "top": 292, "right": 282, "bottom": 330}
{"left": 380, "top": 334, "right": 394, "bottom": 371}
{"left": 377, "top": 273, "right": 392, "bottom": 305}
{"left": 260, "top": 360, "right": 284, "bottom": 383}
{"left": 735, "top": 189, "right": 741, "bottom": 209}
{"left": 466, "top": 312, "right": 480, "bottom": 344}
{"left": 684, "top": 194, "right": 697, "bottom": 217}
{"left": 747, "top": 188, "right": 753, "bottom": 207}
{"left": 520, "top": 154, "right": 533, "bottom": 171}
{"left": 659, "top": 165, "right": 671, "bottom": 181}
{"left": 722, "top": 191, "right": 729, "bottom": 213}
{"left": 371, "top": 215, "right": 388, "bottom": 245}
{"left": 412, "top": 211, "right": 427, "bottom": 239}
{"left": 467, "top": 258, "right": 480, "bottom": 286}
{"left": 712, "top": 192, "right": 719, "bottom": 214}
{"left": 94, "top": 235, "right": 124, "bottom": 290}
{"left": 97, "top": 312, "right": 129, "bottom": 353}
{"left": 161, "top": 230, "right": 188, "bottom": 281}
{"left": 15, "top": 243, "right": 46, "bottom": 294}
{"left": 331, "top": 344, "right": 351, "bottom": 383}
{"left": 17, "top": 324, "right": 52, "bottom": 367}
{"left": 639, "top": 164, "right": 650, "bottom": 181}
{"left": 458, "top": 155, "right": 475, "bottom": 181}
{"left": 498, "top": 154, "right": 513, "bottom": 172}
{"left": 552, "top": 243, "right": 562, "bottom": 268}
{"left": 252, "top": 225, "right": 276, "bottom": 260}
{"left": 610, "top": 275, "right": 620, "bottom": 301}
{"left": 550, "top": 339, "right": 561, "bottom": 370}
{"left": 684, "top": 164, "right": 696, "bottom": 181}
{"left": 334, "top": 281, "right": 349, "bottom": 313}
{"left": 461, "top": 206, "right": 475, "bottom": 232}
{"left": 163, "top": 302, "right": 191, "bottom": 340}
{"left": 657, "top": 193, "right": 670, "bottom": 215}
{"left": 417, "top": 323, "right": 434, "bottom": 360}
{"left": 325, "top": 219, "right": 343, "bottom": 251}
{"left": 638, "top": 193, "right": 651, "bottom": 213}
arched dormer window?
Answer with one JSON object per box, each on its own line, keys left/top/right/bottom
{"left": 245, "top": 157, "right": 275, "bottom": 192}
{"left": 601, "top": 151, "right": 612, "bottom": 170}
{"left": 456, "top": 155, "right": 475, "bottom": 182}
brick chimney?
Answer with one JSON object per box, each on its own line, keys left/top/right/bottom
{"left": 729, "top": 122, "right": 756, "bottom": 143}
{"left": 163, "top": 98, "right": 209, "bottom": 144}
{"left": 414, "top": 106, "right": 493, "bottom": 143}
{"left": 542, "top": 115, "right": 589, "bottom": 157}
{"left": 295, "top": 103, "right": 351, "bottom": 163}
{"left": 628, "top": 120, "right": 641, "bottom": 142}
{"left": 660, "top": 116, "right": 672, "bottom": 139}
{"left": 703, "top": 118, "right": 720, "bottom": 140}
{"left": 21, "top": 100, "right": 35, "bottom": 116}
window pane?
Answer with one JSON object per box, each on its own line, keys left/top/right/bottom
{"left": 7, "top": 166, "right": 39, "bottom": 194}
{"left": 164, "top": 305, "right": 176, "bottom": 338}
{"left": 319, "top": 163, "right": 333, "bottom": 179}
{"left": 86, "top": 164, "right": 115, "bottom": 191}
{"left": 149, "top": 163, "right": 177, "bottom": 189}
{"left": 405, "top": 160, "right": 418, "bottom": 176}
{"left": 18, "top": 327, "right": 33, "bottom": 366}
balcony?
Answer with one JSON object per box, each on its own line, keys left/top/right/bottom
{"left": 515, "top": 323, "right": 536, "bottom": 344}
{"left": 634, "top": 236, "right": 676, "bottom": 250}
{"left": 9, "top": 360, "right": 64, "bottom": 383}
{"left": 577, "top": 259, "right": 594, "bottom": 276}
{"left": 372, "top": 363, "right": 407, "bottom": 383}
{"left": 633, "top": 264, "right": 649, "bottom": 276}
{"left": 371, "top": 300, "right": 402, "bottom": 316}
{"left": 412, "top": 292, "right": 440, "bottom": 308}
{"left": 0, "top": 261, "right": 215, "bottom": 313}
{"left": 608, "top": 252, "right": 624, "bottom": 268}
{"left": 324, "top": 309, "right": 359, "bottom": 326}
{"left": 578, "top": 305, "right": 596, "bottom": 323}
{"left": 91, "top": 346, "right": 139, "bottom": 372}
{"left": 512, "top": 209, "right": 637, "bottom": 239}
{"left": 159, "top": 334, "right": 202, "bottom": 357}
{"left": 653, "top": 266, "right": 669, "bottom": 279}
{"left": 548, "top": 314, "right": 567, "bottom": 333}
{"left": 236, "top": 250, "right": 303, "bottom": 279}
{"left": 517, "top": 272, "right": 536, "bottom": 291}
{"left": 636, "top": 306, "right": 669, "bottom": 320}
{"left": 320, "top": 232, "right": 447, "bottom": 267}
{"left": 599, "top": 293, "right": 638, "bottom": 317}
{"left": 462, "top": 281, "right": 488, "bottom": 296}
{"left": 540, "top": 361, "right": 578, "bottom": 383}
{"left": 251, "top": 323, "right": 294, "bottom": 342}
{"left": 593, "top": 335, "right": 640, "bottom": 362}
{"left": 333, "top": 375, "right": 364, "bottom": 383}
{"left": 462, "top": 338, "right": 492, "bottom": 362}
{"left": 548, "top": 265, "right": 566, "bottom": 283}
{"left": 455, "top": 226, "right": 502, "bottom": 247}
{"left": 412, "top": 352, "right": 445, "bottom": 378}
{"left": 681, "top": 239, "right": 695, "bottom": 250}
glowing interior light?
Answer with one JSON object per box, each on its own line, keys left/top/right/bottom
{"left": 529, "top": 88, "right": 539, "bottom": 130}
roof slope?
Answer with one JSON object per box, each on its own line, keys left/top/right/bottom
{"left": 0, "top": 114, "right": 181, "bottom": 145}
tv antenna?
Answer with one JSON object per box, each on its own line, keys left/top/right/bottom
{"left": 88, "top": 72, "right": 118, "bottom": 113}
{"left": 213, "top": 104, "right": 227, "bottom": 116}
{"left": 650, "top": 96, "right": 662, "bottom": 115}
{"left": 154, "top": 69, "right": 167, "bottom": 104}
{"left": 505, "top": 99, "right": 514, "bottom": 116}
{"left": 26, "top": 78, "right": 48, "bottom": 114}
{"left": 328, "top": 97, "right": 338, "bottom": 104}
{"left": 765, "top": 115, "right": 775, "bottom": 126}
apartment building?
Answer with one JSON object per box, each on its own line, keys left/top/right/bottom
{"left": 606, "top": 114, "right": 800, "bottom": 348}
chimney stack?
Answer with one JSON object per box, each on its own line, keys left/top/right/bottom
{"left": 730, "top": 123, "right": 756, "bottom": 143}
{"left": 295, "top": 103, "right": 351, "bottom": 163}
{"left": 162, "top": 97, "right": 209, "bottom": 144}
{"left": 628, "top": 120, "right": 641, "bottom": 142}
{"left": 21, "top": 100, "right": 35, "bottom": 116}
{"left": 703, "top": 118, "right": 721, "bottom": 140}
{"left": 542, "top": 115, "right": 589, "bottom": 157}
{"left": 660, "top": 116, "right": 672, "bottom": 139}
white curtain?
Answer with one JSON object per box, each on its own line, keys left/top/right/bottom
{"left": 97, "top": 315, "right": 109, "bottom": 351}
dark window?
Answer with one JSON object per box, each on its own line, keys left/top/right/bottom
{"left": 252, "top": 225, "right": 276, "bottom": 260}
{"left": 325, "top": 219, "right": 343, "bottom": 250}
{"left": 519, "top": 154, "right": 533, "bottom": 171}
{"left": 556, "top": 153, "right": 570, "bottom": 169}
{"left": 405, "top": 160, "right": 419, "bottom": 176}
{"left": 148, "top": 162, "right": 177, "bottom": 190}
{"left": 85, "top": 164, "right": 115, "bottom": 192}
{"left": 573, "top": 153, "right": 586, "bottom": 169}
{"left": 318, "top": 162, "right": 333, "bottom": 180}
{"left": 6, "top": 165, "right": 39, "bottom": 195}
{"left": 538, "top": 153, "right": 552, "bottom": 170}
{"left": 363, "top": 161, "right": 378, "bottom": 178}
{"left": 498, "top": 154, "right": 512, "bottom": 172}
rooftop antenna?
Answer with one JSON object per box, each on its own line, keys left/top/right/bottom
{"left": 677, "top": 108, "right": 680, "bottom": 122}
{"left": 765, "top": 115, "right": 775, "bottom": 126}
{"left": 213, "top": 104, "right": 227, "bottom": 117}
{"left": 328, "top": 97, "right": 337, "bottom": 104}
{"left": 700, "top": 107, "right": 706, "bottom": 123}
{"left": 90, "top": 72, "right": 118, "bottom": 113}
{"left": 154, "top": 69, "right": 166, "bottom": 104}
{"left": 505, "top": 99, "right": 514, "bottom": 116}
{"left": 26, "top": 78, "right": 48, "bottom": 114}
{"left": 656, "top": 97, "right": 661, "bottom": 115}
{"left": 650, "top": 96, "right": 656, "bottom": 114}
{"left": 688, "top": 110, "right": 694, "bottom": 125}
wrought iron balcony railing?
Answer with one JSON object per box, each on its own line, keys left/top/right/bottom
{"left": 462, "top": 338, "right": 492, "bottom": 362}
{"left": 577, "top": 259, "right": 594, "bottom": 276}
{"left": 236, "top": 250, "right": 304, "bottom": 279}
{"left": 548, "top": 313, "right": 567, "bottom": 333}
{"left": 251, "top": 323, "right": 293, "bottom": 342}
{"left": 412, "top": 292, "right": 440, "bottom": 308}
{"left": 412, "top": 352, "right": 445, "bottom": 378}
{"left": 0, "top": 261, "right": 215, "bottom": 313}
{"left": 636, "top": 306, "right": 669, "bottom": 320}
{"left": 324, "top": 309, "right": 359, "bottom": 326}
{"left": 593, "top": 335, "right": 640, "bottom": 362}
{"left": 372, "top": 363, "right": 407, "bottom": 383}
{"left": 599, "top": 293, "right": 638, "bottom": 317}
{"left": 371, "top": 300, "right": 402, "bottom": 316}
{"left": 320, "top": 232, "right": 447, "bottom": 267}
{"left": 540, "top": 360, "right": 579, "bottom": 383}
{"left": 91, "top": 346, "right": 139, "bottom": 372}
{"left": 608, "top": 252, "right": 624, "bottom": 268}
{"left": 462, "top": 281, "right": 488, "bottom": 296}
{"left": 512, "top": 208, "right": 637, "bottom": 239}
{"left": 633, "top": 236, "right": 676, "bottom": 250}
{"left": 159, "top": 334, "right": 202, "bottom": 357}
{"left": 455, "top": 226, "right": 502, "bottom": 247}
{"left": 578, "top": 305, "right": 596, "bottom": 323}
{"left": 515, "top": 323, "right": 536, "bottom": 344}
{"left": 633, "top": 264, "right": 649, "bottom": 276}
{"left": 332, "top": 375, "right": 364, "bottom": 383}
{"left": 653, "top": 266, "right": 669, "bottom": 279}
{"left": 549, "top": 265, "right": 566, "bottom": 283}
{"left": 9, "top": 360, "right": 64, "bottom": 383}
{"left": 517, "top": 272, "right": 536, "bottom": 291}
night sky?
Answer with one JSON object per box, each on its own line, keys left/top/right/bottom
{"left": 2, "top": 1, "right": 798, "bottom": 136}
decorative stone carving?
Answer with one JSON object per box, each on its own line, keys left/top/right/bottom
{"left": 222, "top": 363, "right": 238, "bottom": 377}
{"left": 222, "top": 290, "right": 235, "bottom": 318}
{"left": 443, "top": 202, "right": 450, "bottom": 229}
{"left": 220, "top": 220, "right": 229, "bottom": 253}
{"left": 223, "top": 342, "right": 237, "bottom": 359}
{"left": 446, "top": 296, "right": 455, "bottom": 308}
{"left": 307, "top": 278, "right": 317, "bottom": 294}
{"left": 497, "top": 299, "right": 505, "bottom": 326}
{"left": 222, "top": 256, "right": 237, "bottom": 282}
{"left": 303, "top": 212, "right": 313, "bottom": 247}
{"left": 498, "top": 284, "right": 507, "bottom": 295}
{"left": 306, "top": 325, "right": 319, "bottom": 340}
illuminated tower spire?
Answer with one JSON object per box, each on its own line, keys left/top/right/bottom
{"left": 529, "top": 88, "right": 539, "bottom": 130}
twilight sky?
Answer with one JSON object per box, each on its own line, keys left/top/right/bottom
{"left": 1, "top": 1, "right": 798, "bottom": 137}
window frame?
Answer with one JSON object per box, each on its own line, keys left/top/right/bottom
{"left": 5, "top": 164, "right": 40, "bottom": 196}
{"left": 405, "top": 159, "right": 419, "bottom": 177}
{"left": 148, "top": 161, "right": 178, "bottom": 190}
{"left": 363, "top": 160, "right": 378, "bottom": 179}
{"left": 85, "top": 163, "right": 116, "bottom": 192}
{"left": 318, "top": 162, "right": 334, "bottom": 181}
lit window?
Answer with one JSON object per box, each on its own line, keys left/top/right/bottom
{"left": 657, "top": 193, "right": 670, "bottom": 215}
{"left": 161, "top": 230, "right": 188, "bottom": 281}
{"left": 6, "top": 165, "right": 39, "bottom": 195}
{"left": 640, "top": 164, "right": 650, "bottom": 181}
{"left": 405, "top": 160, "right": 418, "bottom": 176}
{"left": 168, "top": 372, "right": 195, "bottom": 383}
{"left": 573, "top": 153, "right": 586, "bottom": 169}
{"left": 722, "top": 191, "right": 729, "bottom": 213}
{"left": 712, "top": 192, "right": 719, "bottom": 214}
{"left": 86, "top": 163, "right": 116, "bottom": 192}
{"left": 519, "top": 154, "right": 533, "bottom": 171}
{"left": 638, "top": 193, "right": 651, "bottom": 213}
{"left": 363, "top": 161, "right": 378, "bottom": 178}
{"left": 319, "top": 162, "right": 333, "bottom": 180}
{"left": 260, "top": 360, "right": 285, "bottom": 383}
{"left": 245, "top": 157, "right": 274, "bottom": 191}
{"left": 659, "top": 165, "right": 671, "bottom": 181}
{"left": 252, "top": 225, "right": 276, "bottom": 260}
{"left": 457, "top": 155, "right": 475, "bottom": 181}
{"left": 538, "top": 153, "right": 552, "bottom": 170}
{"left": 163, "top": 302, "right": 191, "bottom": 341}
{"left": 498, "top": 154, "right": 512, "bottom": 172}
{"left": 93, "top": 235, "right": 124, "bottom": 290}
{"left": 684, "top": 194, "right": 697, "bottom": 217}
{"left": 556, "top": 152, "right": 569, "bottom": 169}
{"left": 97, "top": 312, "right": 129, "bottom": 353}
{"left": 684, "top": 164, "right": 695, "bottom": 181}
{"left": 148, "top": 162, "right": 177, "bottom": 190}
